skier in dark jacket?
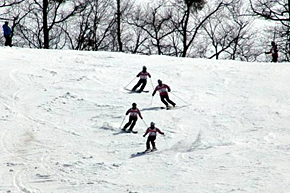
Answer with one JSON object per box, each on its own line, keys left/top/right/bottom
{"left": 143, "top": 122, "right": 164, "bottom": 151}
{"left": 152, "top": 79, "right": 176, "bottom": 109}
{"left": 265, "top": 41, "right": 278, "bottom": 63}
{"left": 132, "top": 66, "right": 151, "bottom": 92}
{"left": 122, "top": 103, "right": 143, "bottom": 132}
{"left": 2, "top": 21, "right": 12, "bottom": 47}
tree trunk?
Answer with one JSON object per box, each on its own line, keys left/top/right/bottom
{"left": 43, "top": 0, "right": 49, "bottom": 49}
{"left": 117, "top": 0, "right": 123, "bottom": 52}
{"left": 288, "top": 0, "right": 290, "bottom": 22}
{"left": 181, "top": 8, "right": 190, "bottom": 57}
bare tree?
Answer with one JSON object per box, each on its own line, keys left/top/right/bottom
{"left": 116, "top": 0, "right": 123, "bottom": 51}
{"left": 250, "top": 0, "right": 290, "bottom": 61}
{"left": 111, "top": 0, "right": 134, "bottom": 52}
{"left": 204, "top": 0, "right": 259, "bottom": 61}
{"left": 170, "top": 0, "right": 223, "bottom": 57}
{"left": 10, "top": 0, "right": 86, "bottom": 49}
{"left": 0, "top": 0, "right": 24, "bottom": 8}
{"left": 124, "top": 6, "right": 149, "bottom": 54}
{"left": 127, "top": 1, "right": 175, "bottom": 55}
{"left": 250, "top": 0, "right": 290, "bottom": 28}
{"left": 64, "top": 0, "right": 116, "bottom": 51}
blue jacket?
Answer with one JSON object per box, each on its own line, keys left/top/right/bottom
{"left": 3, "top": 24, "right": 12, "bottom": 36}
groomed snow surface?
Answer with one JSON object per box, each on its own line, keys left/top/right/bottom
{"left": 0, "top": 47, "right": 290, "bottom": 193}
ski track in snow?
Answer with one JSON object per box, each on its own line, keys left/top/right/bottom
{"left": 1, "top": 48, "right": 290, "bottom": 192}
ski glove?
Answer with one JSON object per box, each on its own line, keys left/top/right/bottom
{"left": 143, "top": 134, "right": 146, "bottom": 137}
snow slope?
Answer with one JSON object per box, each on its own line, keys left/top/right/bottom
{"left": 0, "top": 47, "right": 290, "bottom": 193}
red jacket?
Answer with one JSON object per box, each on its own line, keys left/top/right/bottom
{"left": 144, "top": 127, "right": 164, "bottom": 136}
{"left": 137, "top": 71, "right": 151, "bottom": 79}
{"left": 153, "top": 84, "right": 171, "bottom": 96}
{"left": 126, "top": 108, "right": 142, "bottom": 119}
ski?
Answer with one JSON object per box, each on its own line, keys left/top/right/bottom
{"left": 131, "top": 149, "right": 156, "bottom": 157}
{"left": 120, "top": 129, "right": 138, "bottom": 134}
{"left": 141, "top": 106, "right": 186, "bottom": 111}
{"left": 127, "top": 130, "right": 138, "bottom": 134}
{"left": 160, "top": 105, "right": 189, "bottom": 110}
{"left": 124, "top": 88, "right": 149, "bottom": 93}
{"left": 137, "top": 149, "right": 157, "bottom": 154}
{"left": 131, "top": 149, "right": 159, "bottom": 158}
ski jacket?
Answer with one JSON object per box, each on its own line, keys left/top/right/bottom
{"left": 126, "top": 108, "right": 142, "bottom": 118}
{"left": 144, "top": 127, "right": 164, "bottom": 136}
{"left": 271, "top": 45, "right": 278, "bottom": 55}
{"left": 2, "top": 24, "right": 12, "bottom": 37}
{"left": 266, "top": 45, "right": 278, "bottom": 56}
{"left": 137, "top": 71, "right": 151, "bottom": 80}
{"left": 153, "top": 84, "right": 171, "bottom": 96}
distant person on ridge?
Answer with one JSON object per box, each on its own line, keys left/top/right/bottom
{"left": 132, "top": 66, "right": 151, "bottom": 92}
{"left": 122, "top": 103, "right": 143, "bottom": 133}
{"left": 143, "top": 122, "right": 164, "bottom": 152}
{"left": 265, "top": 41, "right": 278, "bottom": 63}
{"left": 152, "top": 79, "right": 176, "bottom": 109}
{"left": 2, "top": 21, "right": 12, "bottom": 47}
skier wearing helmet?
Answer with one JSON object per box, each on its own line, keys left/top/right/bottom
{"left": 122, "top": 103, "right": 143, "bottom": 133}
{"left": 132, "top": 66, "right": 151, "bottom": 92}
{"left": 152, "top": 79, "right": 176, "bottom": 109}
{"left": 143, "top": 122, "right": 164, "bottom": 152}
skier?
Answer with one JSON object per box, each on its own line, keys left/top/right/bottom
{"left": 152, "top": 79, "right": 176, "bottom": 109}
{"left": 122, "top": 103, "right": 143, "bottom": 133}
{"left": 143, "top": 122, "right": 164, "bottom": 152}
{"left": 2, "top": 21, "right": 12, "bottom": 47}
{"left": 132, "top": 66, "right": 151, "bottom": 92}
{"left": 265, "top": 41, "right": 278, "bottom": 63}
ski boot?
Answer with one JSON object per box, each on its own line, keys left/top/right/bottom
{"left": 152, "top": 147, "right": 157, "bottom": 152}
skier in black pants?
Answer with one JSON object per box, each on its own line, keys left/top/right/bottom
{"left": 143, "top": 122, "right": 164, "bottom": 151}
{"left": 265, "top": 41, "right": 278, "bottom": 63}
{"left": 132, "top": 66, "right": 151, "bottom": 92}
{"left": 122, "top": 103, "right": 143, "bottom": 132}
{"left": 152, "top": 79, "right": 176, "bottom": 109}
{"left": 2, "top": 21, "right": 12, "bottom": 47}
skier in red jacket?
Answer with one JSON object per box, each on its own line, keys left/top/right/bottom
{"left": 152, "top": 79, "right": 176, "bottom": 108}
{"left": 143, "top": 122, "right": 164, "bottom": 151}
{"left": 122, "top": 103, "right": 143, "bottom": 132}
{"left": 132, "top": 66, "right": 151, "bottom": 92}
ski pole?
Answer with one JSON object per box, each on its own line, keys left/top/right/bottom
{"left": 124, "top": 77, "right": 137, "bottom": 89}
{"left": 170, "top": 92, "right": 188, "bottom": 105}
{"left": 119, "top": 116, "right": 126, "bottom": 130}
{"left": 149, "top": 78, "right": 154, "bottom": 90}
{"left": 141, "top": 119, "right": 148, "bottom": 128}
{"left": 162, "top": 135, "right": 169, "bottom": 148}
{"left": 149, "top": 96, "right": 154, "bottom": 106}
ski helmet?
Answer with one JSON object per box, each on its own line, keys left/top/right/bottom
{"left": 271, "top": 41, "right": 275, "bottom": 46}
{"left": 143, "top": 66, "right": 147, "bottom": 70}
{"left": 150, "top": 122, "right": 155, "bottom": 126}
{"left": 158, "top": 79, "right": 162, "bottom": 84}
{"left": 132, "top": 103, "right": 137, "bottom": 107}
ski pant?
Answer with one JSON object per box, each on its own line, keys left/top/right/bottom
{"left": 4, "top": 36, "right": 12, "bottom": 47}
{"left": 272, "top": 53, "right": 278, "bottom": 63}
{"left": 123, "top": 116, "right": 137, "bottom": 131}
{"left": 132, "top": 79, "right": 147, "bottom": 91}
{"left": 160, "top": 94, "right": 175, "bottom": 107}
{"left": 146, "top": 135, "right": 156, "bottom": 149}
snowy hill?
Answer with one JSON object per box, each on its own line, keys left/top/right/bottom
{"left": 1, "top": 47, "right": 290, "bottom": 193}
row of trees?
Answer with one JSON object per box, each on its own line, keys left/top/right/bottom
{"left": 1, "top": 0, "right": 289, "bottom": 62}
